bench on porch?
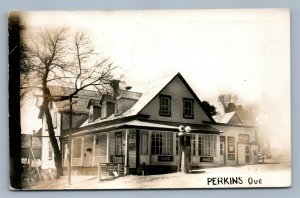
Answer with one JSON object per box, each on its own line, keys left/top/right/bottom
{"left": 97, "top": 162, "right": 125, "bottom": 181}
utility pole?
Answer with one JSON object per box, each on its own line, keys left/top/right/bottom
{"left": 68, "top": 96, "right": 78, "bottom": 185}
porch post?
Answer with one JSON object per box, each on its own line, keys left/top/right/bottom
{"left": 148, "top": 130, "right": 152, "bottom": 165}
{"left": 106, "top": 132, "right": 110, "bottom": 163}
{"left": 81, "top": 137, "right": 84, "bottom": 166}
{"left": 92, "top": 134, "right": 96, "bottom": 166}
{"left": 124, "top": 129, "right": 129, "bottom": 175}
{"left": 71, "top": 138, "right": 74, "bottom": 166}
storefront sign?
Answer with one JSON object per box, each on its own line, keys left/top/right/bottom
{"left": 228, "top": 136, "right": 235, "bottom": 143}
{"left": 158, "top": 155, "right": 173, "bottom": 162}
{"left": 200, "top": 157, "right": 214, "bottom": 162}
{"left": 239, "top": 134, "right": 250, "bottom": 144}
{"left": 228, "top": 154, "right": 235, "bottom": 160}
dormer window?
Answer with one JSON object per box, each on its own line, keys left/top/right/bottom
{"left": 159, "top": 95, "right": 171, "bottom": 117}
{"left": 101, "top": 101, "right": 107, "bottom": 119}
{"left": 88, "top": 105, "right": 94, "bottom": 122}
{"left": 115, "top": 98, "right": 123, "bottom": 116}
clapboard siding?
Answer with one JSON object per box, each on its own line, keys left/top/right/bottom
{"left": 140, "top": 76, "right": 211, "bottom": 124}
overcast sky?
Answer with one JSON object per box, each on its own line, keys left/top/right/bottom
{"left": 20, "top": 9, "right": 290, "bottom": 152}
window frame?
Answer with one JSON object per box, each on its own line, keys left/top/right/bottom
{"left": 159, "top": 95, "right": 171, "bottom": 117}
{"left": 198, "top": 134, "right": 217, "bottom": 157}
{"left": 183, "top": 98, "right": 194, "bottom": 119}
{"left": 151, "top": 131, "right": 174, "bottom": 155}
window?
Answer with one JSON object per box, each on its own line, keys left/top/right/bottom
{"left": 183, "top": 98, "right": 194, "bottom": 119}
{"left": 220, "top": 143, "right": 224, "bottom": 155}
{"left": 151, "top": 131, "right": 173, "bottom": 155}
{"left": 141, "top": 131, "right": 148, "bottom": 155}
{"left": 115, "top": 132, "right": 123, "bottom": 156}
{"left": 159, "top": 95, "right": 171, "bottom": 116}
{"left": 101, "top": 101, "right": 107, "bottom": 119}
{"left": 48, "top": 141, "right": 53, "bottom": 160}
{"left": 88, "top": 105, "right": 93, "bottom": 122}
{"left": 115, "top": 99, "right": 122, "bottom": 115}
{"left": 72, "top": 138, "right": 82, "bottom": 158}
{"left": 198, "top": 134, "right": 217, "bottom": 157}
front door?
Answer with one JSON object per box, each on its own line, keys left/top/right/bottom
{"left": 237, "top": 144, "right": 250, "bottom": 164}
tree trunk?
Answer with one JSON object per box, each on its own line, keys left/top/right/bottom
{"left": 43, "top": 99, "right": 64, "bottom": 178}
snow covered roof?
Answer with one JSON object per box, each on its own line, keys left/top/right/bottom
{"left": 69, "top": 119, "right": 221, "bottom": 137}
{"left": 81, "top": 73, "right": 177, "bottom": 127}
{"left": 48, "top": 86, "right": 100, "bottom": 114}
{"left": 212, "top": 111, "right": 243, "bottom": 124}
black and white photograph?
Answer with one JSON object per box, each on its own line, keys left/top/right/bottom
{"left": 9, "top": 9, "right": 291, "bottom": 189}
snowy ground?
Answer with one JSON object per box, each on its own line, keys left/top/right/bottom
{"left": 30, "top": 159, "right": 291, "bottom": 190}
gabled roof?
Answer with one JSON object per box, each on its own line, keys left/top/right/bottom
{"left": 81, "top": 72, "right": 215, "bottom": 127}
{"left": 87, "top": 99, "right": 101, "bottom": 108}
{"left": 213, "top": 111, "right": 243, "bottom": 124}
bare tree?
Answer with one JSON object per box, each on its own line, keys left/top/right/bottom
{"left": 218, "top": 94, "right": 238, "bottom": 113}
{"left": 22, "top": 27, "right": 116, "bottom": 178}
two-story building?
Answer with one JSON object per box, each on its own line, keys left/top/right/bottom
{"left": 58, "top": 72, "right": 259, "bottom": 175}
{"left": 38, "top": 86, "right": 100, "bottom": 178}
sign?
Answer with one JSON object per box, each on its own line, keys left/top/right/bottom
{"left": 228, "top": 136, "right": 235, "bottom": 143}
{"left": 228, "top": 144, "right": 235, "bottom": 153}
{"left": 239, "top": 134, "right": 250, "bottom": 144}
{"left": 200, "top": 157, "right": 214, "bottom": 162}
{"left": 158, "top": 155, "right": 173, "bottom": 162}
{"left": 128, "top": 132, "right": 136, "bottom": 144}
{"left": 228, "top": 154, "right": 235, "bottom": 160}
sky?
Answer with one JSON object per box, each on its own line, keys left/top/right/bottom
{"left": 20, "top": 9, "right": 290, "bottom": 153}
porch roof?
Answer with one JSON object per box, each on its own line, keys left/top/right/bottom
{"left": 66, "top": 120, "right": 221, "bottom": 137}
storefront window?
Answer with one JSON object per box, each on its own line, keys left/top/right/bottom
{"left": 191, "top": 135, "right": 196, "bottom": 156}
{"left": 151, "top": 131, "right": 173, "bottom": 155}
{"left": 198, "top": 134, "right": 217, "bottom": 157}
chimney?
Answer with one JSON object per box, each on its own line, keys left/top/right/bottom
{"left": 110, "top": 79, "right": 120, "bottom": 100}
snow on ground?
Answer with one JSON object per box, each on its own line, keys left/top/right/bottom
{"left": 30, "top": 159, "right": 291, "bottom": 190}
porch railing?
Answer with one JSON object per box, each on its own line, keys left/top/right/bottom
{"left": 63, "top": 156, "right": 107, "bottom": 167}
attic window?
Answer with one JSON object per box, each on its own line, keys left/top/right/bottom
{"left": 183, "top": 98, "right": 194, "bottom": 119}
{"left": 159, "top": 95, "right": 171, "bottom": 117}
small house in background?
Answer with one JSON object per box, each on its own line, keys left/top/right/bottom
{"left": 38, "top": 86, "right": 100, "bottom": 179}
{"left": 51, "top": 72, "right": 259, "bottom": 176}
{"left": 212, "top": 111, "right": 243, "bottom": 125}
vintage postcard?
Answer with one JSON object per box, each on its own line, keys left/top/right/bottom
{"left": 9, "top": 9, "right": 291, "bottom": 189}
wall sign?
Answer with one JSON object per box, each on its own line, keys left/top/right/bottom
{"left": 239, "top": 134, "right": 250, "bottom": 144}
{"left": 228, "top": 136, "right": 235, "bottom": 143}
{"left": 200, "top": 157, "right": 214, "bottom": 162}
{"left": 158, "top": 155, "right": 173, "bottom": 162}
{"left": 228, "top": 144, "right": 235, "bottom": 153}
{"left": 228, "top": 154, "right": 235, "bottom": 160}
